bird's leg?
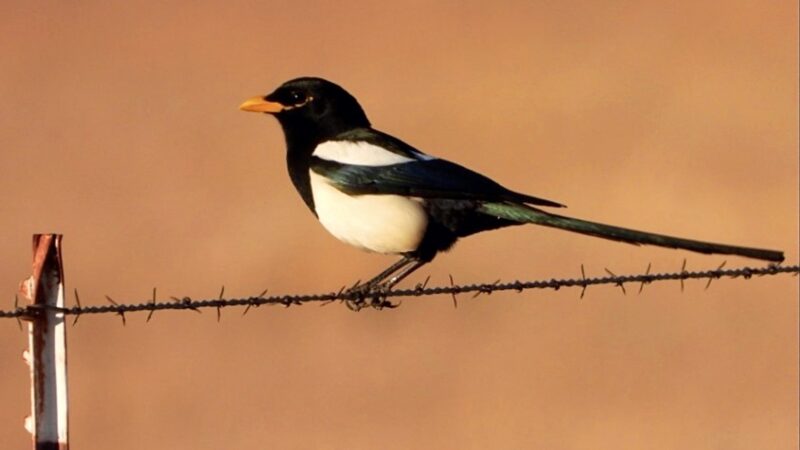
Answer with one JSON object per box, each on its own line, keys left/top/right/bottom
{"left": 346, "top": 256, "right": 425, "bottom": 310}
{"left": 360, "top": 256, "right": 416, "bottom": 288}
{"left": 365, "top": 258, "right": 427, "bottom": 310}
{"left": 382, "top": 258, "right": 426, "bottom": 289}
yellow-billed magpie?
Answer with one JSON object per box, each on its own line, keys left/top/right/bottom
{"left": 240, "top": 77, "right": 784, "bottom": 290}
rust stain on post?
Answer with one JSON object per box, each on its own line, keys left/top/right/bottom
{"left": 21, "top": 234, "right": 69, "bottom": 450}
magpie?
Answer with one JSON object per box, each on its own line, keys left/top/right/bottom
{"left": 240, "top": 77, "right": 784, "bottom": 291}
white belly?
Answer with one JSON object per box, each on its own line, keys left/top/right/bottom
{"left": 309, "top": 171, "right": 428, "bottom": 254}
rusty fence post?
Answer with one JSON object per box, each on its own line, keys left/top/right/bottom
{"left": 20, "top": 234, "right": 69, "bottom": 450}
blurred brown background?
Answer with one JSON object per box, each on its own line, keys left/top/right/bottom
{"left": 1, "top": 1, "right": 797, "bottom": 449}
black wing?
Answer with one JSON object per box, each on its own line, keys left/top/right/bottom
{"left": 310, "top": 156, "right": 564, "bottom": 208}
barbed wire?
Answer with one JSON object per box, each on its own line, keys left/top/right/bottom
{"left": 3, "top": 263, "right": 798, "bottom": 322}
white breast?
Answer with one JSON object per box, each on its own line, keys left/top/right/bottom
{"left": 309, "top": 171, "right": 428, "bottom": 254}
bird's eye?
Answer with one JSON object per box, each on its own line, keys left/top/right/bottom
{"left": 288, "top": 90, "right": 308, "bottom": 105}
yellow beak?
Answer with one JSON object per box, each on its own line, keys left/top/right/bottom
{"left": 239, "top": 96, "right": 284, "bottom": 113}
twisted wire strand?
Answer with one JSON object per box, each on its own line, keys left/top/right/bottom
{"left": 2, "top": 264, "right": 797, "bottom": 320}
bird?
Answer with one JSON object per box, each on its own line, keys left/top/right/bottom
{"left": 240, "top": 77, "right": 784, "bottom": 295}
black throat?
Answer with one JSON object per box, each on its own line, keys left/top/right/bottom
{"left": 275, "top": 102, "right": 370, "bottom": 215}
{"left": 278, "top": 119, "right": 320, "bottom": 214}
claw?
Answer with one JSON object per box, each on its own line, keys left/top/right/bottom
{"left": 341, "top": 279, "right": 403, "bottom": 311}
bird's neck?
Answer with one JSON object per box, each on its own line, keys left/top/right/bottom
{"left": 277, "top": 117, "right": 365, "bottom": 215}
{"left": 282, "top": 129, "right": 318, "bottom": 214}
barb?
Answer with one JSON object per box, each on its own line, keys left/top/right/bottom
{"left": 448, "top": 274, "right": 458, "bottom": 309}
{"left": 105, "top": 295, "right": 125, "bottom": 326}
{"left": 1, "top": 264, "right": 797, "bottom": 320}
{"left": 705, "top": 261, "right": 727, "bottom": 290}
{"left": 72, "top": 289, "right": 81, "bottom": 326}
{"left": 146, "top": 288, "right": 157, "bottom": 323}
{"left": 680, "top": 259, "right": 688, "bottom": 292}
{"left": 216, "top": 286, "right": 224, "bottom": 322}
{"left": 604, "top": 268, "right": 626, "bottom": 295}
{"left": 580, "top": 265, "right": 588, "bottom": 299}
{"left": 638, "top": 263, "right": 652, "bottom": 294}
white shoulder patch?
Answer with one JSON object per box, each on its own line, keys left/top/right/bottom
{"left": 313, "top": 140, "right": 434, "bottom": 166}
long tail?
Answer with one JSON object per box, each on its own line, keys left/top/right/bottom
{"left": 478, "top": 202, "right": 785, "bottom": 263}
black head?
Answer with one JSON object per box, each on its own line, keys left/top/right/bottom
{"left": 240, "top": 77, "right": 370, "bottom": 144}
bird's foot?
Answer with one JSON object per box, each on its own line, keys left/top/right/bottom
{"left": 343, "top": 282, "right": 400, "bottom": 311}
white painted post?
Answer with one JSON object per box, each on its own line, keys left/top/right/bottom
{"left": 20, "top": 234, "right": 69, "bottom": 450}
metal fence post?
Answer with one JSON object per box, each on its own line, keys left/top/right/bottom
{"left": 20, "top": 234, "right": 69, "bottom": 450}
